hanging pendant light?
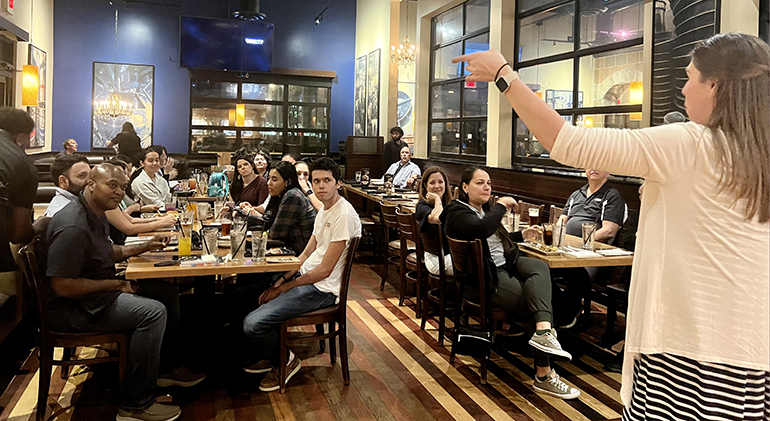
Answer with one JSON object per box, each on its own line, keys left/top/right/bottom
{"left": 390, "top": 1, "right": 417, "bottom": 67}
{"left": 95, "top": 9, "right": 133, "bottom": 120}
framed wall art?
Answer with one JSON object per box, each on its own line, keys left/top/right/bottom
{"left": 365, "top": 48, "right": 380, "bottom": 137}
{"left": 27, "top": 45, "right": 46, "bottom": 149}
{"left": 354, "top": 54, "right": 367, "bottom": 136}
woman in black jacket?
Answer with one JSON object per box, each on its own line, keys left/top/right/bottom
{"left": 443, "top": 166, "right": 580, "bottom": 400}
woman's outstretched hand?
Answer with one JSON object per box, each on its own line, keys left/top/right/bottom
{"left": 452, "top": 50, "right": 508, "bottom": 82}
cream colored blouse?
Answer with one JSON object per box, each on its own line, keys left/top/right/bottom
{"left": 551, "top": 121, "right": 770, "bottom": 407}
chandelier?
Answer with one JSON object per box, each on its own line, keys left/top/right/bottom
{"left": 390, "top": 1, "right": 416, "bottom": 67}
{"left": 95, "top": 9, "right": 133, "bottom": 119}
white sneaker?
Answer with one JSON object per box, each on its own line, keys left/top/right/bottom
{"left": 533, "top": 369, "right": 581, "bottom": 400}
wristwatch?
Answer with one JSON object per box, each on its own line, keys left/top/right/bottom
{"left": 495, "top": 70, "right": 520, "bottom": 94}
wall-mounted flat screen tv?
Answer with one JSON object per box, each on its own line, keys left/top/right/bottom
{"left": 180, "top": 16, "right": 274, "bottom": 73}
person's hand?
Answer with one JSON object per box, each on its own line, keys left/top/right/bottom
{"left": 145, "top": 235, "right": 170, "bottom": 252}
{"left": 425, "top": 192, "right": 440, "bottom": 205}
{"left": 298, "top": 178, "right": 311, "bottom": 194}
{"left": 106, "top": 140, "right": 114, "bottom": 147}
{"left": 259, "top": 285, "right": 283, "bottom": 304}
{"left": 522, "top": 226, "right": 540, "bottom": 240}
{"left": 452, "top": 50, "right": 508, "bottom": 82}
{"left": 497, "top": 196, "right": 519, "bottom": 213}
{"left": 119, "top": 280, "right": 140, "bottom": 294}
{"left": 141, "top": 204, "right": 161, "bottom": 213}
{"left": 159, "top": 215, "right": 177, "bottom": 228}
{"left": 162, "top": 156, "right": 175, "bottom": 175}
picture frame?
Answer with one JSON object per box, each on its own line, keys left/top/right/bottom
{"left": 27, "top": 45, "right": 46, "bottom": 149}
{"left": 354, "top": 55, "right": 367, "bottom": 136}
{"left": 365, "top": 49, "right": 380, "bottom": 137}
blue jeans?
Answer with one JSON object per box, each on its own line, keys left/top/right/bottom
{"left": 242, "top": 284, "right": 336, "bottom": 365}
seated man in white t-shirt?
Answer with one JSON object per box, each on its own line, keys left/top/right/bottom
{"left": 242, "top": 157, "right": 361, "bottom": 392}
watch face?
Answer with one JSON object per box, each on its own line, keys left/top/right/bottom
{"left": 495, "top": 77, "right": 508, "bottom": 93}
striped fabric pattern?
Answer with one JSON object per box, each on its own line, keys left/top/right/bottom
{"left": 623, "top": 353, "right": 770, "bottom": 421}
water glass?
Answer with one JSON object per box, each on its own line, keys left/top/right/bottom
{"left": 214, "top": 197, "right": 225, "bottom": 218}
{"left": 582, "top": 222, "right": 596, "bottom": 250}
{"left": 197, "top": 202, "right": 210, "bottom": 221}
{"left": 229, "top": 220, "right": 248, "bottom": 261}
{"left": 179, "top": 210, "right": 193, "bottom": 226}
{"left": 355, "top": 171, "right": 362, "bottom": 182}
{"left": 251, "top": 231, "right": 267, "bottom": 262}
{"left": 201, "top": 227, "right": 219, "bottom": 255}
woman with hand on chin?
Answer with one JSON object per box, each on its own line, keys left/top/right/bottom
{"left": 294, "top": 161, "right": 323, "bottom": 211}
{"left": 453, "top": 33, "right": 770, "bottom": 420}
{"left": 414, "top": 166, "right": 454, "bottom": 276}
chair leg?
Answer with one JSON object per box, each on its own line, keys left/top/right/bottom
{"left": 480, "top": 358, "right": 488, "bottom": 385}
{"left": 438, "top": 281, "right": 446, "bottom": 347}
{"left": 339, "top": 322, "right": 350, "bottom": 386}
{"left": 398, "top": 259, "right": 408, "bottom": 307}
{"left": 37, "top": 346, "right": 52, "bottom": 421}
{"left": 279, "top": 323, "right": 288, "bottom": 394}
{"left": 380, "top": 252, "right": 389, "bottom": 291}
{"left": 316, "top": 324, "right": 326, "bottom": 354}
{"left": 449, "top": 284, "right": 463, "bottom": 364}
{"left": 420, "top": 288, "right": 429, "bottom": 331}
{"left": 329, "top": 322, "right": 337, "bottom": 366}
{"left": 415, "top": 270, "right": 422, "bottom": 319}
{"left": 118, "top": 338, "right": 127, "bottom": 386}
{"left": 60, "top": 347, "right": 76, "bottom": 379}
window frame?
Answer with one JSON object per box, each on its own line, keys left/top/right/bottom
{"left": 428, "top": 0, "right": 490, "bottom": 162}
{"left": 512, "top": 0, "right": 644, "bottom": 168}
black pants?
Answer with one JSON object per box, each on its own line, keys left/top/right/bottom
{"left": 551, "top": 266, "right": 612, "bottom": 325}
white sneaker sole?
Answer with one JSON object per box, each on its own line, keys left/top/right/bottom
{"left": 528, "top": 339, "right": 573, "bottom": 361}
{"left": 533, "top": 384, "right": 581, "bottom": 400}
{"left": 116, "top": 410, "right": 181, "bottom": 421}
{"left": 243, "top": 366, "right": 273, "bottom": 374}
{"left": 259, "top": 360, "right": 302, "bottom": 392}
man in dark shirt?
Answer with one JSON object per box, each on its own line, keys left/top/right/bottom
{"left": 45, "top": 164, "right": 202, "bottom": 421}
{"left": 382, "top": 126, "right": 408, "bottom": 170}
{"left": 0, "top": 107, "right": 38, "bottom": 272}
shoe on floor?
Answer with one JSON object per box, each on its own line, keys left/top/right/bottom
{"left": 116, "top": 402, "right": 181, "bottom": 421}
{"left": 156, "top": 366, "right": 206, "bottom": 388}
{"left": 533, "top": 369, "right": 581, "bottom": 400}
{"left": 528, "top": 328, "right": 572, "bottom": 360}
{"left": 259, "top": 353, "right": 301, "bottom": 392}
{"left": 243, "top": 359, "right": 273, "bottom": 374}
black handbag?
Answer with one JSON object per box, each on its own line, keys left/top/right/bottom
{"left": 453, "top": 326, "right": 492, "bottom": 360}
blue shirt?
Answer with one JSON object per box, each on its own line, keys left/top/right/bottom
{"left": 384, "top": 160, "right": 421, "bottom": 188}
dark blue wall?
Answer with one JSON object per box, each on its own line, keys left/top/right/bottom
{"left": 53, "top": 0, "right": 356, "bottom": 153}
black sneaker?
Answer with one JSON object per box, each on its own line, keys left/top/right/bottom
{"left": 243, "top": 359, "right": 273, "bottom": 374}
{"left": 156, "top": 366, "right": 206, "bottom": 388}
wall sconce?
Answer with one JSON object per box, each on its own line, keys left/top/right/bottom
{"left": 629, "top": 81, "right": 643, "bottom": 104}
{"left": 22, "top": 65, "right": 39, "bottom": 106}
{"left": 229, "top": 109, "right": 236, "bottom": 126}
{"left": 236, "top": 104, "right": 245, "bottom": 127}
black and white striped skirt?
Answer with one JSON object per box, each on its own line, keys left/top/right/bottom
{"left": 623, "top": 353, "right": 769, "bottom": 421}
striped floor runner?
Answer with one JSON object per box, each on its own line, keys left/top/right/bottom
{"left": 0, "top": 260, "right": 625, "bottom": 421}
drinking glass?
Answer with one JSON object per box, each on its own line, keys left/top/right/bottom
{"left": 179, "top": 222, "right": 193, "bottom": 257}
{"left": 188, "top": 178, "right": 197, "bottom": 192}
{"left": 197, "top": 203, "right": 210, "bottom": 221}
{"left": 201, "top": 227, "right": 219, "bottom": 255}
{"left": 251, "top": 230, "right": 267, "bottom": 262}
{"left": 355, "top": 171, "right": 362, "bottom": 182}
{"left": 528, "top": 207, "right": 540, "bottom": 226}
{"left": 221, "top": 220, "right": 232, "bottom": 236}
{"left": 230, "top": 219, "right": 248, "bottom": 261}
{"left": 582, "top": 222, "right": 596, "bottom": 250}
{"left": 214, "top": 197, "right": 225, "bottom": 219}
{"left": 543, "top": 223, "right": 553, "bottom": 246}
{"left": 180, "top": 179, "right": 189, "bottom": 191}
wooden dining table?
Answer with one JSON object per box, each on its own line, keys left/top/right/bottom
{"left": 343, "top": 183, "right": 419, "bottom": 209}
{"left": 517, "top": 235, "right": 634, "bottom": 268}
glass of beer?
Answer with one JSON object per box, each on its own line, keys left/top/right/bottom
{"left": 221, "top": 220, "right": 232, "bottom": 236}
{"left": 528, "top": 207, "right": 540, "bottom": 226}
{"left": 188, "top": 177, "right": 197, "bottom": 192}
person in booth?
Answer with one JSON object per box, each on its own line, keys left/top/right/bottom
{"left": 384, "top": 145, "right": 421, "bottom": 189}
{"left": 443, "top": 166, "right": 580, "bottom": 400}
{"left": 59, "top": 138, "right": 78, "bottom": 156}
{"left": 382, "top": 126, "right": 408, "bottom": 169}
{"left": 242, "top": 157, "right": 361, "bottom": 392}
{"left": 230, "top": 153, "right": 269, "bottom": 207}
{"left": 131, "top": 147, "right": 173, "bottom": 208}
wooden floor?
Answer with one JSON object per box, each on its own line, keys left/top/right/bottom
{"left": 0, "top": 256, "right": 625, "bottom": 421}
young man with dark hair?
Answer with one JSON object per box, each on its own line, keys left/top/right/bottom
{"left": 242, "top": 157, "right": 361, "bottom": 392}
{"left": 0, "top": 107, "right": 38, "bottom": 273}
{"left": 382, "top": 126, "right": 407, "bottom": 169}
{"left": 45, "top": 154, "right": 91, "bottom": 217}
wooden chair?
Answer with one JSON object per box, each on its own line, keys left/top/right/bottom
{"left": 549, "top": 205, "right": 564, "bottom": 224}
{"left": 380, "top": 201, "right": 413, "bottom": 290}
{"left": 395, "top": 209, "right": 421, "bottom": 312}
{"left": 278, "top": 237, "right": 361, "bottom": 393}
{"left": 341, "top": 188, "right": 380, "bottom": 254}
{"left": 518, "top": 201, "right": 545, "bottom": 226}
{"left": 419, "top": 222, "right": 453, "bottom": 347}
{"left": 19, "top": 238, "right": 127, "bottom": 421}
{"left": 446, "top": 236, "right": 526, "bottom": 385}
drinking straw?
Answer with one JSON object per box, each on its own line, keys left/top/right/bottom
{"left": 231, "top": 231, "right": 247, "bottom": 258}
{"left": 177, "top": 220, "right": 186, "bottom": 238}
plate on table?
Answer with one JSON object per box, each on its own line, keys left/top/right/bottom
{"left": 518, "top": 241, "right": 562, "bottom": 256}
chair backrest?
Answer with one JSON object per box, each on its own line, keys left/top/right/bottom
{"left": 420, "top": 222, "right": 447, "bottom": 278}
{"left": 518, "top": 201, "right": 545, "bottom": 225}
{"left": 446, "top": 235, "right": 488, "bottom": 328}
{"left": 337, "top": 236, "right": 362, "bottom": 315}
{"left": 380, "top": 201, "right": 399, "bottom": 229}
{"left": 283, "top": 143, "right": 303, "bottom": 156}
{"left": 396, "top": 208, "right": 422, "bottom": 256}
{"left": 549, "top": 205, "right": 564, "bottom": 224}
{"left": 18, "top": 237, "right": 50, "bottom": 338}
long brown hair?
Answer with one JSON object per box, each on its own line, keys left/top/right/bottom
{"left": 691, "top": 33, "right": 770, "bottom": 223}
{"left": 458, "top": 167, "right": 516, "bottom": 254}
{"left": 419, "top": 166, "right": 452, "bottom": 206}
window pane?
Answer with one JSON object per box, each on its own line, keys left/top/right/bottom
{"left": 578, "top": 46, "right": 643, "bottom": 107}
{"left": 518, "top": 3, "right": 574, "bottom": 62}
{"left": 462, "top": 121, "right": 487, "bottom": 155}
{"left": 463, "top": 33, "right": 490, "bottom": 76}
{"left": 433, "top": 42, "right": 463, "bottom": 81}
{"left": 434, "top": 6, "right": 463, "bottom": 45}
{"left": 191, "top": 129, "right": 236, "bottom": 152}
{"left": 519, "top": 0, "right": 565, "bottom": 14}
{"left": 431, "top": 122, "right": 460, "bottom": 154}
{"left": 575, "top": 113, "right": 643, "bottom": 129}
{"left": 242, "top": 130, "right": 284, "bottom": 153}
{"left": 288, "top": 132, "right": 327, "bottom": 154}
{"left": 242, "top": 83, "right": 284, "bottom": 101}
{"left": 579, "top": 0, "right": 644, "bottom": 49}
{"left": 289, "top": 85, "right": 328, "bottom": 103}
{"left": 465, "top": 0, "right": 490, "bottom": 34}
{"left": 191, "top": 81, "right": 237, "bottom": 99}
{"left": 463, "top": 81, "right": 488, "bottom": 117}
{"left": 191, "top": 104, "right": 233, "bottom": 126}
{"left": 513, "top": 117, "right": 569, "bottom": 158}
{"left": 431, "top": 83, "right": 461, "bottom": 119}
{"left": 243, "top": 104, "right": 283, "bottom": 128}
{"left": 289, "top": 105, "right": 328, "bottom": 129}
{"left": 519, "top": 60, "right": 574, "bottom": 109}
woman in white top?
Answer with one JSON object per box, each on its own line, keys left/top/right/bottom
{"left": 454, "top": 33, "right": 769, "bottom": 420}
{"left": 131, "top": 147, "right": 173, "bottom": 207}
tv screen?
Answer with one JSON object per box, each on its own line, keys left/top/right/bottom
{"left": 180, "top": 16, "right": 274, "bottom": 73}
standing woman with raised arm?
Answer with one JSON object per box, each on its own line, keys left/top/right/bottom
{"left": 454, "top": 33, "right": 770, "bottom": 420}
